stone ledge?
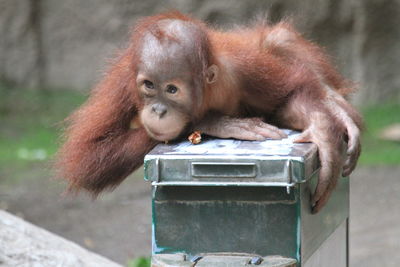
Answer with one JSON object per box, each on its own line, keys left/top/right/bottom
{"left": 0, "top": 210, "right": 122, "bottom": 267}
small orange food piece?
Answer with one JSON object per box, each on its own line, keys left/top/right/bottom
{"left": 188, "top": 131, "right": 202, "bottom": 144}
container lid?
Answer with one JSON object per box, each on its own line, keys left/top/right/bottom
{"left": 144, "top": 130, "right": 320, "bottom": 187}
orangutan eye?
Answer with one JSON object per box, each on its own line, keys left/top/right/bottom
{"left": 166, "top": 84, "right": 178, "bottom": 94}
{"left": 144, "top": 80, "right": 154, "bottom": 89}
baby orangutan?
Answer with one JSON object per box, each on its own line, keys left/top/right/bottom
{"left": 56, "top": 12, "right": 362, "bottom": 213}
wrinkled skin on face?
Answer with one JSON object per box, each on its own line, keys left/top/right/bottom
{"left": 137, "top": 22, "right": 218, "bottom": 141}
{"left": 137, "top": 72, "right": 192, "bottom": 141}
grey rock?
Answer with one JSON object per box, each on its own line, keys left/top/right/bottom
{"left": 0, "top": 210, "right": 122, "bottom": 267}
{"left": 1, "top": 0, "right": 399, "bottom": 104}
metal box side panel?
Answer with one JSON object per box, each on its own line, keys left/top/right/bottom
{"left": 152, "top": 186, "right": 300, "bottom": 259}
{"left": 303, "top": 220, "right": 348, "bottom": 267}
{"left": 300, "top": 174, "right": 349, "bottom": 263}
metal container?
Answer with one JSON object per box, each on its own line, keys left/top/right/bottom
{"left": 144, "top": 130, "right": 349, "bottom": 267}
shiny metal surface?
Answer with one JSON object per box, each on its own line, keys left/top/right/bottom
{"left": 151, "top": 254, "right": 297, "bottom": 267}
{"left": 144, "top": 130, "right": 319, "bottom": 186}
{"left": 146, "top": 130, "right": 349, "bottom": 266}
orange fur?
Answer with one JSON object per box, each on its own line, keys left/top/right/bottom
{"left": 56, "top": 11, "right": 362, "bottom": 207}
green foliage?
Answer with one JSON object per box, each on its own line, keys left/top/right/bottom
{"left": 127, "top": 257, "right": 151, "bottom": 267}
{"left": 359, "top": 103, "right": 400, "bottom": 165}
{"left": 0, "top": 83, "right": 399, "bottom": 170}
{"left": 0, "top": 84, "right": 86, "bottom": 168}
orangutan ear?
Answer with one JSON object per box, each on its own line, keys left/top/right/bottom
{"left": 206, "top": 65, "right": 219, "bottom": 84}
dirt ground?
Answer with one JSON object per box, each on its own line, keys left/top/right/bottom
{"left": 1, "top": 166, "right": 399, "bottom": 266}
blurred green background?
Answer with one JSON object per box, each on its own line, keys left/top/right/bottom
{"left": 1, "top": 1, "right": 399, "bottom": 267}
{"left": 1, "top": 84, "right": 398, "bottom": 169}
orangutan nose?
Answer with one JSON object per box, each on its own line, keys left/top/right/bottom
{"left": 151, "top": 103, "right": 168, "bottom": 118}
